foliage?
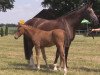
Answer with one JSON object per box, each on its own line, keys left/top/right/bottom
{"left": 0, "top": 0, "right": 15, "bottom": 12}
{"left": 0, "top": 23, "right": 16, "bottom": 27}
{"left": 42, "top": 0, "right": 80, "bottom": 15}
{"left": 93, "top": 0, "right": 100, "bottom": 12}
{"left": 42, "top": 0, "right": 100, "bottom": 15}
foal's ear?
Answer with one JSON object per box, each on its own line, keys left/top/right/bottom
{"left": 17, "top": 22, "right": 22, "bottom": 27}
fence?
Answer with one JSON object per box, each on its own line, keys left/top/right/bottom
{"left": 0, "top": 26, "right": 100, "bottom": 36}
{"left": 0, "top": 26, "right": 17, "bottom": 36}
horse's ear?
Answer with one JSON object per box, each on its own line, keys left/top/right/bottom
{"left": 89, "top": 2, "right": 93, "bottom": 8}
{"left": 88, "top": 0, "right": 93, "bottom": 8}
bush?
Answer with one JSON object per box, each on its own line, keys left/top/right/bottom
{"left": 1, "top": 28, "right": 4, "bottom": 37}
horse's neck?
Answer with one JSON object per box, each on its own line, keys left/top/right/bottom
{"left": 64, "top": 7, "right": 86, "bottom": 29}
{"left": 59, "top": 6, "right": 86, "bottom": 40}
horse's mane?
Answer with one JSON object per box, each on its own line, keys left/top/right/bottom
{"left": 67, "top": 4, "right": 87, "bottom": 15}
{"left": 58, "top": 3, "right": 88, "bottom": 19}
{"left": 25, "top": 3, "right": 88, "bottom": 23}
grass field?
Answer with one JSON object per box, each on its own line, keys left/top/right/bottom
{"left": 0, "top": 35, "right": 100, "bottom": 75}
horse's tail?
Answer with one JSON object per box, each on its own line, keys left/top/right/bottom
{"left": 23, "top": 35, "right": 33, "bottom": 60}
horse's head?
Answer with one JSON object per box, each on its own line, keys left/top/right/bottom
{"left": 14, "top": 24, "right": 25, "bottom": 39}
{"left": 83, "top": 3, "right": 99, "bottom": 27}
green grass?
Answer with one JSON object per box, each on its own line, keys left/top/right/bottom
{"left": 0, "top": 35, "right": 100, "bottom": 75}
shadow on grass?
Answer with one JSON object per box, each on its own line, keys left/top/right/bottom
{"left": 0, "top": 62, "right": 59, "bottom": 74}
{"left": 71, "top": 66, "right": 100, "bottom": 72}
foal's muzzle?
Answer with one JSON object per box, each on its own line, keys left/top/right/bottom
{"left": 14, "top": 34, "right": 19, "bottom": 39}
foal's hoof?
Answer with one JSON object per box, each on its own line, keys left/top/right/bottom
{"left": 37, "top": 66, "right": 40, "bottom": 70}
{"left": 58, "top": 67, "right": 62, "bottom": 71}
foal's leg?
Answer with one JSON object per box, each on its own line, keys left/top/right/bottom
{"left": 41, "top": 48, "right": 49, "bottom": 69}
{"left": 53, "top": 48, "right": 59, "bottom": 70}
{"left": 35, "top": 46, "right": 41, "bottom": 70}
{"left": 59, "top": 45, "right": 67, "bottom": 75}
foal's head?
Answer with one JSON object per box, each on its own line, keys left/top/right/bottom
{"left": 14, "top": 25, "right": 25, "bottom": 39}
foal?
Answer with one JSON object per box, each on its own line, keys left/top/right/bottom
{"left": 14, "top": 24, "right": 67, "bottom": 74}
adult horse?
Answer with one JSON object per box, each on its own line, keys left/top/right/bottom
{"left": 23, "top": 3, "right": 99, "bottom": 71}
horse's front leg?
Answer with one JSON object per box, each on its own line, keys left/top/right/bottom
{"left": 65, "top": 46, "right": 70, "bottom": 68}
{"left": 41, "top": 48, "right": 49, "bottom": 69}
{"left": 35, "top": 46, "right": 41, "bottom": 70}
{"left": 53, "top": 48, "right": 59, "bottom": 71}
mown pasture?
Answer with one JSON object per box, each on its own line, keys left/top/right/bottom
{"left": 0, "top": 35, "right": 100, "bottom": 75}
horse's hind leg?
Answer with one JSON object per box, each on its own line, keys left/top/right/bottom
{"left": 28, "top": 45, "right": 35, "bottom": 68}
{"left": 53, "top": 48, "right": 59, "bottom": 71}
{"left": 41, "top": 48, "right": 49, "bottom": 69}
{"left": 59, "top": 45, "right": 67, "bottom": 75}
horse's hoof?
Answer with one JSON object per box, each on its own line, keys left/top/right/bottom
{"left": 53, "top": 67, "right": 58, "bottom": 71}
{"left": 28, "top": 65, "right": 36, "bottom": 70}
{"left": 53, "top": 64, "right": 58, "bottom": 71}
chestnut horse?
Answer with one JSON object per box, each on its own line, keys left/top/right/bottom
{"left": 23, "top": 3, "right": 99, "bottom": 71}
{"left": 14, "top": 25, "right": 68, "bottom": 75}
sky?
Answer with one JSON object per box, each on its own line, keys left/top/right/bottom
{"left": 0, "top": 0, "right": 43, "bottom": 24}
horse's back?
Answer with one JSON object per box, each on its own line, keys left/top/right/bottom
{"left": 26, "top": 17, "right": 64, "bottom": 31}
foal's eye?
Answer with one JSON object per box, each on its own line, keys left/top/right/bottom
{"left": 18, "top": 30, "right": 20, "bottom": 32}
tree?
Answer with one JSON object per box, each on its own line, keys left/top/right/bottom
{"left": 42, "top": 0, "right": 100, "bottom": 15}
{"left": 0, "top": 0, "right": 15, "bottom": 12}
{"left": 93, "top": 0, "right": 100, "bottom": 12}
{"left": 42, "top": 0, "right": 80, "bottom": 15}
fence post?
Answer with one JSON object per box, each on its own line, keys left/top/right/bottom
{"left": 5, "top": 25, "right": 8, "bottom": 36}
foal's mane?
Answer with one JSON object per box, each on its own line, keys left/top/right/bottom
{"left": 21, "top": 24, "right": 40, "bottom": 31}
